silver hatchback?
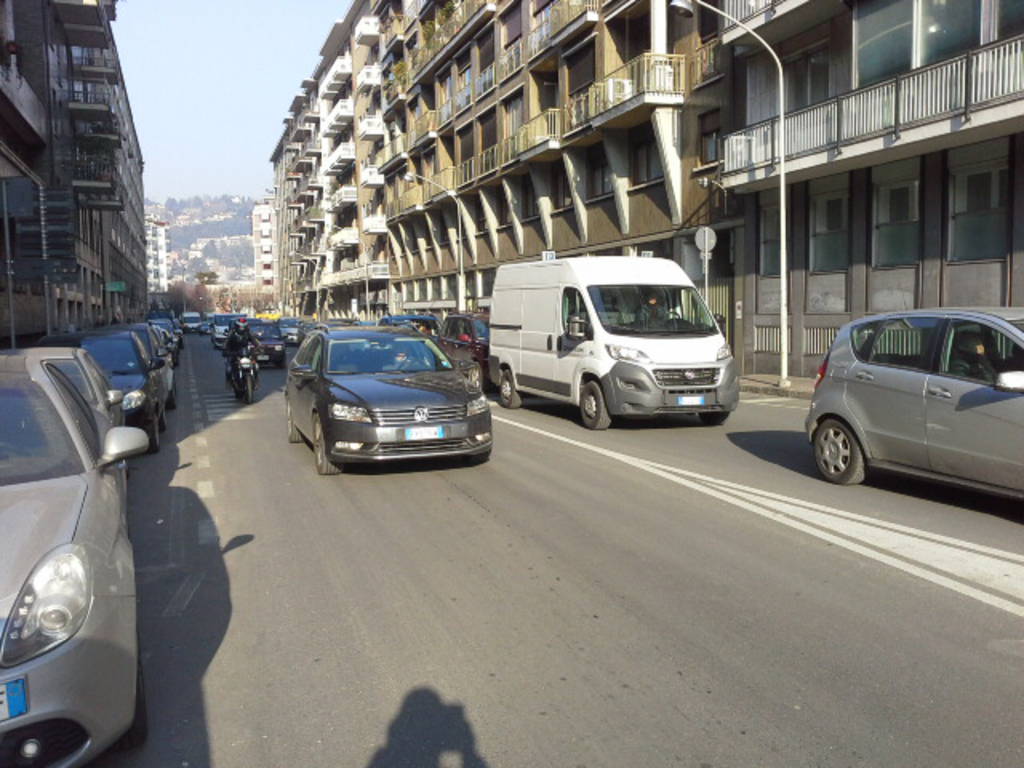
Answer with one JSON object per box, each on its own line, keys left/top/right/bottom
{"left": 806, "top": 309, "right": 1024, "bottom": 498}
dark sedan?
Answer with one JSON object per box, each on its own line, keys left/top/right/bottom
{"left": 438, "top": 313, "right": 491, "bottom": 387}
{"left": 252, "top": 323, "right": 287, "bottom": 367}
{"left": 379, "top": 314, "right": 441, "bottom": 336}
{"left": 285, "top": 328, "right": 492, "bottom": 475}
{"left": 37, "top": 330, "right": 168, "bottom": 453}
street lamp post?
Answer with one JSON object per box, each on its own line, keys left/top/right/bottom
{"left": 404, "top": 172, "right": 466, "bottom": 313}
{"left": 674, "top": 0, "right": 789, "bottom": 388}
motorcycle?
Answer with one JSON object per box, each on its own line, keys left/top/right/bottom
{"left": 228, "top": 343, "right": 260, "bottom": 404}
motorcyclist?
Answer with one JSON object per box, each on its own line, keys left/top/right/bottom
{"left": 223, "top": 317, "right": 259, "bottom": 385}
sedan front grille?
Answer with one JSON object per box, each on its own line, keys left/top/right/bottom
{"left": 376, "top": 438, "right": 472, "bottom": 455}
{"left": 653, "top": 368, "right": 719, "bottom": 387}
{"left": 373, "top": 404, "right": 468, "bottom": 426}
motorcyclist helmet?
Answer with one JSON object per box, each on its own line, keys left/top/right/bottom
{"left": 232, "top": 317, "right": 248, "bottom": 331}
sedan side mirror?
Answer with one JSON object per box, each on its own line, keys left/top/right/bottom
{"left": 106, "top": 389, "right": 124, "bottom": 407}
{"left": 98, "top": 426, "right": 150, "bottom": 468}
{"left": 567, "top": 314, "right": 589, "bottom": 340}
{"left": 457, "top": 359, "right": 482, "bottom": 390}
{"left": 995, "top": 371, "right": 1024, "bottom": 393}
{"left": 291, "top": 363, "right": 315, "bottom": 379}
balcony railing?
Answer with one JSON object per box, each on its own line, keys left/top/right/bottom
{"left": 515, "top": 108, "right": 563, "bottom": 158}
{"left": 358, "top": 113, "right": 386, "bottom": 137}
{"left": 399, "top": 185, "right": 424, "bottom": 213}
{"left": 382, "top": 14, "right": 406, "bottom": 48}
{"left": 480, "top": 145, "right": 499, "bottom": 176}
{"left": 329, "top": 227, "right": 360, "bottom": 248}
{"left": 438, "top": 99, "right": 454, "bottom": 126}
{"left": 71, "top": 151, "right": 117, "bottom": 186}
{"left": 357, "top": 64, "right": 382, "bottom": 90}
{"left": 722, "top": 34, "right": 1024, "bottom": 175}
{"left": 455, "top": 83, "right": 473, "bottom": 113}
{"left": 409, "top": 110, "right": 437, "bottom": 145}
{"left": 429, "top": 166, "right": 457, "bottom": 198}
{"left": 73, "top": 49, "right": 116, "bottom": 71}
{"left": 355, "top": 16, "right": 380, "bottom": 44}
{"left": 364, "top": 214, "right": 388, "bottom": 233}
{"left": 692, "top": 39, "right": 721, "bottom": 88}
{"left": 361, "top": 163, "right": 385, "bottom": 186}
{"left": 499, "top": 39, "right": 523, "bottom": 81}
{"left": 722, "top": 0, "right": 774, "bottom": 27}
{"left": 325, "top": 141, "right": 357, "bottom": 172}
{"left": 477, "top": 63, "right": 495, "bottom": 97}
{"left": 327, "top": 185, "right": 359, "bottom": 210}
{"left": 566, "top": 53, "right": 687, "bottom": 130}
{"left": 411, "top": 0, "right": 494, "bottom": 78}
{"left": 320, "top": 54, "right": 353, "bottom": 97}
{"left": 68, "top": 82, "right": 111, "bottom": 107}
{"left": 384, "top": 70, "right": 411, "bottom": 103}
{"left": 527, "top": 0, "right": 598, "bottom": 60}
{"left": 458, "top": 157, "right": 475, "bottom": 186}
{"left": 324, "top": 97, "right": 355, "bottom": 134}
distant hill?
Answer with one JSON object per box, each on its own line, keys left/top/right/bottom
{"left": 145, "top": 194, "right": 255, "bottom": 251}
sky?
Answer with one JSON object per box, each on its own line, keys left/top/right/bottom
{"left": 115, "top": 0, "right": 352, "bottom": 203}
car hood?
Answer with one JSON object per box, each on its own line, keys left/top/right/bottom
{"left": 0, "top": 475, "right": 87, "bottom": 620}
{"left": 329, "top": 371, "right": 473, "bottom": 408}
{"left": 110, "top": 372, "right": 147, "bottom": 394}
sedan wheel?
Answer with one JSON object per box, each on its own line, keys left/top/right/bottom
{"left": 814, "top": 418, "right": 866, "bottom": 486}
{"left": 286, "top": 399, "right": 302, "bottom": 443}
{"left": 312, "top": 415, "right": 342, "bottom": 476}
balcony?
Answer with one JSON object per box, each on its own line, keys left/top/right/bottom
{"left": 358, "top": 113, "right": 386, "bottom": 138}
{"left": 378, "top": 135, "right": 408, "bottom": 170}
{"left": 382, "top": 14, "right": 406, "bottom": 52}
{"left": 499, "top": 39, "right": 523, "bottom": 82}
{"left": 323, "top": 97, "right": 355, "bottom": 137}
{"left": 322, "top": 260, "right": 392, "bottom": 286}
{"left": 327, "top": 185, "right": 358, "bottom": 210}
{"left": 384, "top": 70, "right": 411, "bottom": 110}
{"left": 361, "top": 163, "right": 385, "bottom": 186}
{"left": 302, "top": 137, "right": 322, "bottom": 157}
{"left": 455, "top": 83, "right": 473, "bottom": 114}
{"left": 479, "top": 145, "right": 500, "bottom": 177}
{"left": 692, "top": 40, "right": 722, "bottom": 89}
{"left": 526, "top": 0, "right": 599, "bottom": 63}
{"left": 503, "top": 108, "right": 563, "bottom": 164}
{"left": 721, "top": 0, "right": 849, "bottom": 47}
{"left": 329, "top": 227, "right": 361, "bottom": 248}
{"left": 721, "top": 34, "right": 1024, "bottom": 188}
{"left": 364, "top": 214, "right": 388, "bottom": 234}
{"left": 566, "top": 53, "right": 687, "bottom": 132}
{"left": 476, "top": 63, "right": 495, "bottom": 98}
{"left": 67, "top": 81, "right": 112, "bottom": 120}
{"left": 54, "top": 0, "right": 111, "bottom": 48}
{"left": 319, "top": 54, "right": 353, "bottom": 98}
{"left": 356, "top": 64, "right": 382, "bottom": 93}
{"left": 399, "top": 185, "right": 425, "bottom": 215}
{"left": 70, "top": 150, "right": 117, "bottom": 192}
{"left": 325, "top": 141, "right": 357, "bottom": 174}
{"left": 72, "top": 49, "right": 118, "bottom": 83}
{"left": 427, "top": 166, "right": 457, "bottom": 200}
{"left": 438, "top": 100, "right": 453, "bottom": 127}
{"left": 410, "top": 0, "right": 497, "bottom": 84}
{"left": 458, "top": 157, "right": 475, "bottom": 187}
{"left": 355, "top": 16, "right": 380, "bottom": 45}
{"left": 408, "top": 110, "right": 437, "bottom": 147}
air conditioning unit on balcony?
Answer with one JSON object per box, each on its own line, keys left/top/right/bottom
{"left": 606, "top": 78, "right": 634, "bottom": 104}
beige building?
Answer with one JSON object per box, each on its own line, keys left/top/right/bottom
{"left": 251, "top": 197, "right": 278, "bottom": 296}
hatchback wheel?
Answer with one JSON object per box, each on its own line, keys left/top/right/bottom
{"left": 814, "top": 418, "right": 866, "bottom": 486}
{"left": 312, "top": 415, "right": 342, "bottom": 476}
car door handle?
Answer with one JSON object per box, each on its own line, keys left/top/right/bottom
{"left": 855, "top": 371, "right": 874, "bottom": 381}
{"left": 927, "top": 386, "right": 952, "bottom": 399}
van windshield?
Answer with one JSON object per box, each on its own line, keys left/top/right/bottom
{"left": 586, "top": 284, "right": 719, "bottom": 337}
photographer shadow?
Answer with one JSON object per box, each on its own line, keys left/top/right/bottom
{"left": 365, "top": 688, "right": 490, "bottom": 768}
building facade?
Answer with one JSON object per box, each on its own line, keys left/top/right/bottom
{"left": 0, "top": 0, "right": 146, "bottom": 341}
{"left": 145, "top": 216, "right": 169, "bottom": 293}
{"left": 251, "top": 197, "right": 278, "bottom": 296}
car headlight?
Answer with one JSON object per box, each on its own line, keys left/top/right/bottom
{"left": 606, "top": 345, "right": 651, "bottom": 364}
{"left": 467, "top": 394, "right": 489, "bottom": 415}
{"left": 716, "top": 344, "right": 732, "bottom": 361}
{"left": 330, "top": 403, "right": 371, "bottom": 422}
{"left": 1, "top": 545, "right": 92, "bottom": 666}
{"left": 122, "top": 389, "right": 146, "bottom": 410}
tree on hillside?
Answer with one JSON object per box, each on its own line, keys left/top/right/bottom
{"left": 195, "top": 271, "right": 219, "bottom": 285}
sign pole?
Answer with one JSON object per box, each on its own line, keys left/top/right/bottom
{"left": 3, "top": 180, "right": 15, "bottom": 350}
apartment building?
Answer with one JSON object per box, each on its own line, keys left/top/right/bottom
{"left": 145, "top": 216, "right": 169, "bottom": 293}
{"left": 0, "top": 0, "right": 146, "bottom": 339}
{"left": 716, "top": 0, "right": 1024, "bottom": 376}
{"left": 251, "top": 197, "right": 278, "bottom": 295}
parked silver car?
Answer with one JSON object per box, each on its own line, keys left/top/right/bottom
{"left": 806, "top": 309, "right": 1024, "bottom": 498}
{"left": 0, "top": 351, "right": 149, "bottom": 766}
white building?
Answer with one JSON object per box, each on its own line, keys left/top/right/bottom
{"left": 252, "top": 198, "right": 277, "bottom": 295}
{"left": 145, "top": 216, "right": 169, "bottom": 294}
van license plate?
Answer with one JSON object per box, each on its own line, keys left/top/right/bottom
{"left": 405, "top": 426, "right": 445, "bottom": 441}
{"left": 677, "top": 395, "right": 705, "bottom": 406}
{"left": 0, "top": 679, "right": 27, "bottom": 722}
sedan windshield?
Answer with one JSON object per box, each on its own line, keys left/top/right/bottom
{"left": 0, "top": 374, "right": 83, "bottom": 486}
{"left": 586, "top": 284, "right": 718, "bottom": 337}
{"left": 214, "top": 314, "right": 244, "bottom": 326}
{"left": 82, "top": 336, "right": 142, "bottom": 375}
{"left": 327, "top": 337, "right": 454, "bottom": 375}
{"left": 254, "top": 325, "right": 282, "bottom": 339}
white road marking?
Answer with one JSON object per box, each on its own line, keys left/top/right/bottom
{"left": 196, "top": 436, "right": 208, "bottom": 449}
{"left": 197, "top": 455, "right": 211, "bottom": 470}
{"left": 161, "top": 571, "right": 205, "bottom": 617}
{"left": 197, "top": 480, "right": 215, "bottom": 500}
{"left": 492, "top": 414, "right": 1024, "bottom": 618}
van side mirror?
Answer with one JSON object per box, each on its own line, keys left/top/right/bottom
{"left": 714, "top": 313, "right": 727, "bottom": 331}
{"left": 567, "top": 314, "right": 589, "bottom": 340}
{"left": 995, "top": 371, "right": 1024, "bottom": 393}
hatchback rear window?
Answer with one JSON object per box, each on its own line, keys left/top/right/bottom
{"left": 0, "top": 374, "right": 83, "bottom": 486}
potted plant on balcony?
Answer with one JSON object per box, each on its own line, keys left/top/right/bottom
{"left": 393, "top": 60, "right": 408, "bottom": 88}
{"left": 421, "top": 20, "right": 436, "bottom": 45}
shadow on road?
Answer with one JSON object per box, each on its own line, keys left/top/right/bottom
{"left": 365, "top": 688, "right": 490, "bottom": 768}
{"left": 727, "top": 429, "right": 818, "bottom": 477}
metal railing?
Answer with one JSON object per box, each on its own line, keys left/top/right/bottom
{"left": 477, "top": 63, "right": 495, "bottom": 96}
{"left": 71, "top": 151, "right": 117, "bottom": 184}
{"left": 409, "top": 110, "right": 437, "bottom": 144}
{"left": 382, "top": 14, "right": 406, "bottom": 48}
{"left": 357, "top": 64, "right": 382, "bottom": 90}
{"left": 692, "top": 39, "right": 721, "bottom": 87}
{"left": 722, "top": 0, "right": 774, "bottom": 27}
{"left": 400, "top": 185, "right": 424, "bottom": 213}
{"left": 430, "top": 167, "right": 458, "bottom": 197}
{"left": 438, "top": 99, "right": 453, "bottom": 126}
{"left": 325, "top": 141, "right": 357, "bottom": 171}
{"left": 480, "top": 145, "right": 499, "bottom": 176}
{"left": 68, "top": 82, "right": 111, "bottom": 106}
{"left": 377, "top": 135, "right": 407, "bottom": 166}
{"left": 320, "top": 55, "right": 353, "bottom": 97}
{"left": 527, "top": 0, "right": 598, "bottom": 59}
{"left": 499, "top": 39, "right": 523, "bottom": 80}
{"left": 566, "top": 53, "right": 687, "bottom": 130}
{"left": 355, "top": 16, "right": 380, "bottom": 41}
{"left": 412, "top": 0, "right": 492, "bottom": 77}
{"left": 73, "top": 50, "right": 116, "bottom": 69}
{"left": 327, "top": 186, "right": 359, "bottom": 210}
{"left": 384, "top": 70, "right": 410, "bottom": 102}
{"left": 455, "top": 83, "right": 473, "bottom": 113}
{"left": 458, "top": 157, "right": 476, "bottom": 186}
{"left": 723, "top": 34, "right": 1024, "bottom": 174}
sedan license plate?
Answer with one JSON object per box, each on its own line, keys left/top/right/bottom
{"left": 0, "top": 679, "right": 27, "bottom": 722}
{"left": 677, "top": 395, "right": 706, "bottom": 406}
{"left": 257, "top": 354, "right": 269, "bottom": 361}
{"left": 405, "top": 426, "right": 445, "bottom": 441}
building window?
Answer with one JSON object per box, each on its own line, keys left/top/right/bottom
{"left": 759, "top": 193, "right": 780, "bottom": 277}
{"left": 699, "top": 0, "right": 720, "bottom": 41}
{"left": 785, "top": 46, "right": 830, "bottom": 111}
{"left": 522, "top": 175, "right": 538, "bottom": 218}
{"left": 552, "top": 164, "right": 572, "bottom": 209}
{"left": 504, "top": 94, "right": 524, "bottom": 136}
{"left": 918, "top": 0, "right": 981, "bottom": 66}
{"left": 809, "top": 176, "right": 850, "bottom": 273}
{"left": 567, "top": 43, "right": 595, "bottom": 95}
{"left": 631, "top": 141, "right": 663, "bottom": 184}
{"left": 872, "top": 158, "right": 920, "bottom": 268}
{"left": 948, "top": 139, "right": 1010, "bottom": 263}
{"left": 587, "top": 145, "right": 612, "bottom": 198}
{"left": 262, "top": 244, "right": 273, "bottom": 254}
{"left": 856, "top": 0, "right": 914, "bottom": 86}
{"left": 699, "top": 110, "right": 720, "bottom": 165}
{"left": 1001, "top": 0, "right": 1024, "bottom": 35}
{"left": 503, "top": 4, "right": 522, "bottom": 44}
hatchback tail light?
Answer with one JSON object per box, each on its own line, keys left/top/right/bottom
{"left": 814, "top": 354, "right": 830, "bottom": 389}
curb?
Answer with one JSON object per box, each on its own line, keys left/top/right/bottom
{"left": 740, "top": 382, "right": 814, "bottom": 401}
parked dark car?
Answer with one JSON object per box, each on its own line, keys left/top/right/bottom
{"left": 379, "top": 314, "right": 441, "bottom": 336}
{"left": 295, "top": 320, "right": 317, "bottom": 347}
{"left": 315, "top": 318, "right": 359, "bottom": 332}
{"left": 251, "top": 323, "right": 287, "bottom": 367}
{"left": 438, "top": 313, "right": 490, "bottom": 386}
{"left": 37, "top": 329, "right": 168, "bottom": 453}
{"left": 279, "top": 317, "right": 301, "bottom": 345}
{"left": 125, "top": 323, "right": 175, "bottom": 410}
{"left": 149, "top": 317, "right": 183, "bottom": 353}
{"left": 285, "top": 328, "right": 492, "bottom": 475}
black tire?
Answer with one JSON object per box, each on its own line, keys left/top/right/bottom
{"left": 464, "top": 449, "right": 492, "bottom": 466}
{"left": 498, "top": 369, "right": 522, "bottom": 409}
{"left": 157, "top": 406, "right": 167, "bottom": 433}
{"left": 244, "top": 376, "right": 255, "bottom": 404}
{"left": 166, "top": 383, "right": 177, "bottom": 411}
{"left": 116, "top": 654, "right": 149, "bottom": 750}
{"left": 813, "top": 418, "right": 867, "bottom": 486}
{"left": 286, "top": 399, "right": 302, "bottom": 443}
{"left": 698, "top": 411, "right": 730, "bottom": 427}
{"left": 145, "top": 417, "right": 160, "bottom": 454}
{"left": 313, "top": 415, "right": 342, "bottom": 475}
{"left": 579, "top": 380, "right": 611, "bottom": 430}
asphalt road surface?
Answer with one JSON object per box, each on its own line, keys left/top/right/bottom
{"left": 95, "top": 340, "right": 1024, "bottom": 768}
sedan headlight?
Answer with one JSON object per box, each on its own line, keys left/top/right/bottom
{"left": 467, "top": 394, "right": 489, "bottom": 415}
{"left": 122, "top": 389, "right": 146, "bottom": 410}
{"left": 606, "top": 345, "right": 651, "bottom": 364}
{"left": 716, "top": 344, "right": 732, "bottom": 361}
{"left": 330, "top": 403, "right": 372, "bottom": 422}
{"left": 1, "top": 545, "right": 92, "bottom": 666}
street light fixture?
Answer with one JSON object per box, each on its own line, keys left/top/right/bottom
{"left": 673, "top": 0, "right": 790, "bottom": 388}
{"left": 404, "top": 171, "right": 466, "bottom": 313}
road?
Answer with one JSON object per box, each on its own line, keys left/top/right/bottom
{"left": 96, "top": 340, "right": 1024, "bottom": 768}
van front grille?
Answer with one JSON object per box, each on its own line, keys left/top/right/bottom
{"left": 653, "top": 368, "right": 719, "bottom": 387}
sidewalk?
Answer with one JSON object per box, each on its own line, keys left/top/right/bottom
{"left": 739, "top": 374, "right": 816, "bottom": 400}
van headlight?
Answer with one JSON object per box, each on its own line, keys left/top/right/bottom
{"left": 467, "top": 394, "right": 489, "bottom": 415}
{"left": 122, "top": 389, "right": 146, "bottom": 410}
{"left": 1, "top": 545, "right": 92, "bottom": 666}
{"left": 330, "top": 403, "right": 371, "bottom": 422}
{"left": 606, "top": 345, "right": 650, "bottom": 364}
{"left": 716, "top": 344, "right": 732, "bottom": 361}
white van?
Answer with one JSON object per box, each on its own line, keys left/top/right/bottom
{"left": 489, "top": 257, "right": 738, "bottom": 429}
